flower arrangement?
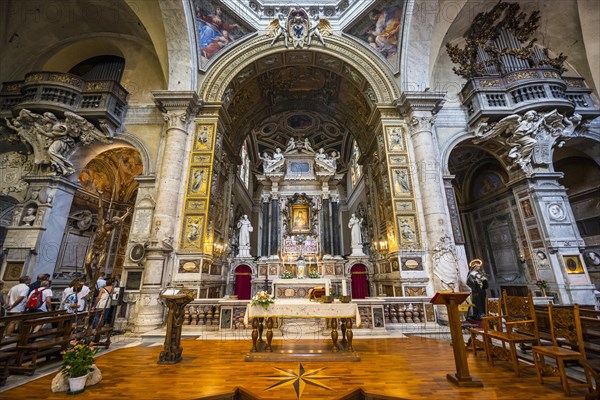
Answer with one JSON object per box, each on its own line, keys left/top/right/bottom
{"left": 61, "top": 340, "right": 98, "bottom": 378}
{"left": 308, "top": 270, "right": 320, "bottom": 279}
{"left": 535, "top": 280, "right": 547, "bottom": 290}
{"left": 280, "top": 270, "right": 293, "bottom": 279}
{"left": 251, "top": 291, "right": 274, "bottom": 309}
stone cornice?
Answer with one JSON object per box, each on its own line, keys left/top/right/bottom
{"left": 395, "top": 91, "right": 446, "bottom": 117}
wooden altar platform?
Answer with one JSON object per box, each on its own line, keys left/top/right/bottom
{"left": 2, "top": 336, "right": 589, "bottom": 399}
{"left": 244, "top": 341, "right": 361, "bottom": 362}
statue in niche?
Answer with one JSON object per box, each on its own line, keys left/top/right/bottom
{"left": 237, "top": 214, "right": 253, "bottom": 257}
{"left": 21, "top": 207, "right": 37, "bottom": 226}
{"left": 349, "top": 213, "right": 363, "bottom": 246}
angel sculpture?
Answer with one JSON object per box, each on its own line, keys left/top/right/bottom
{"left": 308, "top": 15, "right": 332, "bottom": 46}
{"left": 475, "top": 110, "right": 545, "bottom": 170}
{"left": 266, "top": 15, "right": 288, "bottom": 47}
{"left": 4, "top": 109, "right": 112, "bottom": 176}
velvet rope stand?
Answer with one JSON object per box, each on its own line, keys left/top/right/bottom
{"left": 158, "top": 291, "right": 194, "bottom": 364}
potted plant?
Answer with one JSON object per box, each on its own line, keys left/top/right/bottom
{"left": 535, "top": 280, "right": 548, "bottom": 297}
{"left": 60, "top": 340, "right": 98, "bottom": 394}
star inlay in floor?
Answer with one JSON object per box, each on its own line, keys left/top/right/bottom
{"left": 263, "top": 363, "right": 336, "bottom": 398}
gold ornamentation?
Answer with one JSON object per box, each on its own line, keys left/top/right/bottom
{"left": 564, "top": 78, "right": 584, "bottom": 87}
{"left": 542, "top": 71, "right": 560, "bottom": 79}
{"left": 505, "top": 71, "right": 537, "bottom": 83}
{"left": 480, "top": 79, "right": 500, "bottom": 87}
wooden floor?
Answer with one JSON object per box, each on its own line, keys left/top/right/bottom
{"left": 1, "top": 336, "right": 590, "bottom": 399}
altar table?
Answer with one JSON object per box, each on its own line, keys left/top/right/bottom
{"left": 243, "top": 299, "right": 361, "bottom": 353}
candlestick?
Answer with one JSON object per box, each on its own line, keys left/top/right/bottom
{"left": 325, "top": 280, "right": 330, "bottom": 296}
{"left": 342, "top": 279, "right": 347, "bottom": 296}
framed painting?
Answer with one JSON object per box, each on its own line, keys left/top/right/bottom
{"left": 3, "top": 262, "right": 23, "bottom": 281}
{"left": 291, "top": 204, "right": 310, "bottom": 233}
{"left": 563, "top": 255, "right": 584, "bottom": 274}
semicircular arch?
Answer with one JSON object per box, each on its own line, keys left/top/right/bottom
{"left": 201, "top": 35, "right": 399, "bottom": 105}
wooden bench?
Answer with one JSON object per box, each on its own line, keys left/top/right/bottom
{"left": 11, "top": 313, "right": 76, "bottom": 375}
{"left": 0, "top": 310, "right": 66, "bottom": 348}
{"left": 0, "top": 334, "right": 17, "bottom": 386}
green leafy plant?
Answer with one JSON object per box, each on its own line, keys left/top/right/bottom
{"left": 280, "top": 270, "right": 293, "bottom": 279}
{"left": 251, "top": 291, "right": 274, "bottom": 310}
{"left": 61, "top": 340, "right": 98, "bottom": 378}
{"left": 535, "top": 280, "right": 547, "bottom": 290}
{"left": 308, "top": 270, "right": 320, "bottom": 279}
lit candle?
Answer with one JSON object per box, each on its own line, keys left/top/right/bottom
{"left": 342, "top": 279, "right": 347, "bottom": 296}
{"left": 325, "top": 280, "right": 330, "bottom": 296}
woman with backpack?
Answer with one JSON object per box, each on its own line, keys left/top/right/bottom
{"left": 25, "top": 280, "right": 52, "bottom": 313}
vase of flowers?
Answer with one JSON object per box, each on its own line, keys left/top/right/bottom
{"left": 61, "top": 340, "right": 98, "bottom": 394}
{"left": 536, "top": 280, "right": 547, "bottom": 297}
{"left": 251, "top": 291, "right": 274, "bottom": 310}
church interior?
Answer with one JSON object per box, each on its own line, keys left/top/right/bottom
{"left": 0, "top": 0, "right": 599, "bottom": 399}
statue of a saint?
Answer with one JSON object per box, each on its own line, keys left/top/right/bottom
{"left": 237, "top": 214, "right": 253, "bottom": 257}
{"left": 466, "top": 259, "right": 488, "bottom": 320}
{"left": 349, "top": 213, "right": 363, "bottom": 246}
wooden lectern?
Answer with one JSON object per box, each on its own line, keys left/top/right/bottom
{"left": 158, "top": 290, "right": 194, "bottom": 364}
{"left": 431, "top": 291, "right": 483, "bottom": 387}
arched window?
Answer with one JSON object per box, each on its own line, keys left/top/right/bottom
{"left": 239, "top": 140, "right": 250, "bottom": 189}
{"left": 350, "top": 140, "right": 362, "bottom": 187}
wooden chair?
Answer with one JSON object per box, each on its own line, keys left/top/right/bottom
{"left": 579, "top": 359, "right": 600, "bottom": 400}
{"left": 532, "top": 304, "right": 590, "bottom": 396}
{"left": 482, "top": 290, "right": 540, "bottom": 376}
{"left": 469, "top": 297, "right": 502, "bottom": 356}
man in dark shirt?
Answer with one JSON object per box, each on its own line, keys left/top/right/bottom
{"left": 29, "top": 273, "right": 50, "bottom": 291}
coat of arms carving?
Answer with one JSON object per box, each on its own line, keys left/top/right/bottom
{"left": 267, "top": 8, "right": 332, "bottom": 49}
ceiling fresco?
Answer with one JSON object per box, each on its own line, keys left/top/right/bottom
{"left": 344, "top": 0, "right": 405, "bottom": 71}
{"left": 193, "top": 0, "right": 255, "bottom": 69}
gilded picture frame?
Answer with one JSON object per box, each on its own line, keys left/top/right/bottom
{"left": 563, "top": 255, "right": 585, "bottom": 274}
{"left": 291, "top": 204, "right": 310, "bottom": 233}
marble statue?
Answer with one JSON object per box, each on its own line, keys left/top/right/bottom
{"left": 21, "top": 207, "right": 37, "bottom": 226}
{"left": 4, "top": 109, "right": 112, "bottom": 176}
{"left": 432, "top": 234, "right": 459, "bottom": 291}
{"left": 237, "top": 214, "right": 253, "bottom": 257}
{"left": 285, "top": 137, "right": 296, "bottom": 153}
{"left": 266, "top": 14, "right": 289, "bottom": 47}
{"left": 348, "top": 213, "right": 365, "bottom": 256}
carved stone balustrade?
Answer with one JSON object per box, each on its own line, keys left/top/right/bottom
{"left": 460, "top": 68, "right": 599, "bottom": 126}
{"left": 0, "top": 71, "right": 128, "bottom": 130}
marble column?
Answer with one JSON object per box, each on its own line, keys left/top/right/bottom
{"left": 322, "top": 196, "right": 332, "bottom": 255}
{"left": 130, "top": 91, "right": 201, "bottom": 333}
{"left": 331, "top": 195, "right": 341, "bottom": 256}
{"left": 261, "top": 194, "right": 270, "bottom": 257}
{"left": 270, "top": 196, "right": 279, "bottom": 257}
{"left": 397, "top": 92, "right": 460, "bottom": 322}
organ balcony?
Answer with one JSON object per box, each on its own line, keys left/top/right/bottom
{"left": 0, "top": 71, "right": 128, "bottom": 131}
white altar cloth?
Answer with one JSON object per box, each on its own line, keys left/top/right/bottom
{"left": 243, "top": 299, "right": 361, "bottom": 327}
